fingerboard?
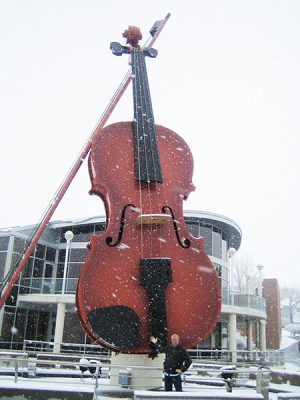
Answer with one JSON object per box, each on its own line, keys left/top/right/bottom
{"left": 131, "top": 49, "right": 163, "bottom": 183}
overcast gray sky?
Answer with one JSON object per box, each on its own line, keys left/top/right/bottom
{"left": 1, "top": 0, "right": 299, "bottom": 287}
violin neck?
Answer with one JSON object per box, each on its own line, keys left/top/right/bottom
{"left": 131, "top": 49, "right": 163, "bottom": 183}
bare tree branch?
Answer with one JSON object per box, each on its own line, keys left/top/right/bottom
{"left": 280, "top": 286, "right": 300, "bottom": 323}
{"left": 232, "top": 254, "right": 259, "bottom": 293}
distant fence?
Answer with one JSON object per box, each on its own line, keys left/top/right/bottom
{"left": 188, "top": 349, "right": 284, "bottom": 366}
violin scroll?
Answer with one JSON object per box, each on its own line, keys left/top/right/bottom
{"left": 122, "top": 26, "right": 142, "bottom": 48}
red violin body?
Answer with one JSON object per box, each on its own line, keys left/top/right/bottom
{"left": 76, "top": 122, "right": 221, "bottom": 352}
{"left": 76, "top": 26, "right": 221, "bottom": 353}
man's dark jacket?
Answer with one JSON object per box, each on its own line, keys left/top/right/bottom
{"left": 163, "top": 344, "right": 192, "bottom": 374}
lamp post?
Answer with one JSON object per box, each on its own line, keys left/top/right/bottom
{"left": 54, "top": 230, "right": 74, "bottom": 353}
{"left": 227, "top": 247, "right": 237, "bottom": 363}
{"left": 228, "top": 247, "right": 236, "bottom": 305}
{"left": 246, "top": 273, "right": 251, "bottom": 293}
{"left": 62, "top": 230, "right": 74, "bottom": 294}
{"left": 256, "top": 264, "right": 264, "bottom": 297}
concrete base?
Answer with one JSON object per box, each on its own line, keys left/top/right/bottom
{"left": 110, "top": 353, "right": 164, "bottom": 390}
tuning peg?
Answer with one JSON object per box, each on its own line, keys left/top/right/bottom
{"left": 110, "top": 42, "right": 129, "bottom": 56}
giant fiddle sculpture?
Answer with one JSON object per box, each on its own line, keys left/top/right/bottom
{"left": 76, "top": 26, "right": 221, "bottom": 353}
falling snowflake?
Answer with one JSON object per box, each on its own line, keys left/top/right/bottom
{"left": 117, "top": 243, "right": 129, "bottom": 250}
{"left": 158, "top": 237, "right": 166, "bottom": 243}
{"left": 131, "top": 206, "right": 141, "bottom": 213}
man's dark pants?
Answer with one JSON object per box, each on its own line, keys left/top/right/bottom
{"left": 164, "top": 374, "right": 182, "bottom": 391}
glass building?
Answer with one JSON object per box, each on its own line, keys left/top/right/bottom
{"left": 0, "top": 210, "right": 266, "bottom": 355}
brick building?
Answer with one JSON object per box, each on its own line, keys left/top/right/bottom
{"left": 263, "top": 278, "right": 281, "bottom": 349}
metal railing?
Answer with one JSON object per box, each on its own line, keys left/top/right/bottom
{"left": 21, "top": 340, "right": 284, "bottom": 367}
{"left": 222, "top": 289, "right": 265, "bottom": 311}
{"left": 0, "top": 351, "right": 28, "bottom": 383}
{"left": 23, "top": 340, "right": 111, "bottom": 357}
{"left": 188, "top": 348, "right": 284, "bottom": 366}
{"left": 0, "top": 353, "right": 274, "bottom": 399}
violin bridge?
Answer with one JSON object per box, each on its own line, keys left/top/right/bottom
{"left": 137, "top": 213, "right": 172, "bottom": 225}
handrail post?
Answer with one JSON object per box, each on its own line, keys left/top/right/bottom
{"left": 14, "top": 360, "right": 18, "bottom": 383}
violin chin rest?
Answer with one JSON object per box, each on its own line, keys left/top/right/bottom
{"left": 87, "top": 305, "right": 141, "bottom": 350}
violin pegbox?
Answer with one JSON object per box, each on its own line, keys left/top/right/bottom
{"left": 110, "top": 25, "right": 142, "bottom": 56}
{"left": 110, "top": 26, "right": 157, "bottom": 58}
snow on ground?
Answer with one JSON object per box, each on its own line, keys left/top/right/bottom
{"left": 1, "top": 329, "right": 300, "bottom": 400}
{"left": 281, "top": 329, "right": 298, "bottom": 350}
{"left": 0, "top": 369, "right": 299, "bottom": 400}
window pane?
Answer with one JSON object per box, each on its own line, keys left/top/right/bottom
{"left": 200, "top": 226, "right": 212, "bottom": 256}
{"left": 33, "top": 259, "right": 44, "bottom": 278}
{"left": 0, "top": 252, "right": 7, "bottom": 280}
{"left": 11, "top": 253, "right": 21, "bottom": 269}
{"left": 95, "top": 223, "right": 106, "bottom": 235}
{"left": 35, "top": 244, "right": 45, "bottom": 259}
{"left": 23, "top": 258, "right": 33, "bottom": 278}
{"left": 212, "top": 231, "right": 222, "bottom": 258}
{"left": 26, "top": 310, "right": 38, "bottom": 340}
{"left": 213, "top": 262, "right": 222, "bottom": 278}
{"left": 186, "top": 221, "right": 200, "bottom": 238}
{"left": 14, "top": 309, "right": 27, "bottom": 343}
{"left": 67, "top": 263, "right": 81, "bottom": 278}
{"left": 1, "top": 307, "right": 15, "bottom": 342}
{"left": 56, "top": 263, "right": 64, "bottom": 278}
{"left": 46, "top": 247, "right": 56, "bottom": 262}
{"left": 0, "top": 236, "right": 9, "bottom": 251}
{"left": 58, "top": 249, "right": 65, "bottom": 263}
{"left": 69, "top": 248, "right": 88, "bottom": 263}
{"left": 13, "top": 237, "right": 26, "bottom": 253}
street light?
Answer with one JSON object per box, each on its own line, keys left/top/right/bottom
{"left": 246, "top": 273, "right": 251, "bottom": 293}
{"left": 228, "top": 247, "right": 236, "bottom": 305}
{"left": 256, "top": 264, "right": 264, "bottom": 297}
{"left": 62, "top": 231, "right": 74, "bottom": 294}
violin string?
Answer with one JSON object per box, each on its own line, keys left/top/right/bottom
{"left": 131, "top": 50, "right": 141, "bottom": 255}
{"left": 140, "top": 48, "right": 164, "bottom": 256}
{"left": 134, "top": 49, "right": 155, "bottom": 256}
{"left": 132, "top": 49, "right": 147, "bottom": 258}
{"left": 138, "top": 49, "right": 162, "bottom": 256}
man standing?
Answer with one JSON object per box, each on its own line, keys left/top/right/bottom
{"left": 150, "top": 333, "right": 192, "bottom": 391}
